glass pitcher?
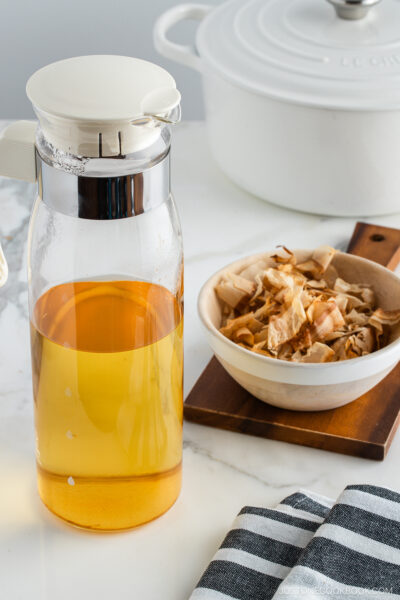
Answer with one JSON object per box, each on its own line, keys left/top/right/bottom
{"left": 0, "top": 56, "right": 183, "bottom": 531}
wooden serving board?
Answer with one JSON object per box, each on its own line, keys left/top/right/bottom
{"left": 184, "top": 223, "right": 400, "bottom": 460}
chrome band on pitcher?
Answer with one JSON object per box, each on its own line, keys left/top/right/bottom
{"left": 36, "top": 150, "right": 170, "bottom": 219}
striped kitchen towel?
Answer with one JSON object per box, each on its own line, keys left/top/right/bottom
{"left": 190, "top": 485, "right": 400, "bottom": 600}
{"left": 190, "top": 490, "right": 333, "bottom": 600}
{"left": 274, "top": 484, "right": 400, "bottom": 599}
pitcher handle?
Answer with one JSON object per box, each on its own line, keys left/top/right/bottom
{"left": 0, "top": 120, "right": 37, "bottom": 183}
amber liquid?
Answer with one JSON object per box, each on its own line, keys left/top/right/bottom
{"left": 30, "top": 280, "right": 183, "bottom": 530}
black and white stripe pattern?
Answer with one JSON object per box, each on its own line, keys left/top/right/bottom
{"left": 190, "top": 486, "right": 400, "bottom": 599}
{"left": 190, "top": 491, "right": 332, "bottom": 600}
{"left": 274, "top": 485, "right": 400, "bottom": 599}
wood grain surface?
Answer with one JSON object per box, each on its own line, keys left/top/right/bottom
{"left": 184, "top": 223, "right": 400, "bottom": 460}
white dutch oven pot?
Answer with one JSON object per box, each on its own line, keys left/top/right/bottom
{"left": 155, "top": 0, "right": 400, "bottom": 216}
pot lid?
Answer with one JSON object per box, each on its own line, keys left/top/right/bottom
{"left": 26, "top": 55, "right": 181, "bottom": 156}
{"left": 196, "top": 0, "right": 400, "bottom": 110}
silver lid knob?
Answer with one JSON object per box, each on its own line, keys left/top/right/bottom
{"left": 327, "top": 0, "right": 382, "bottom": 20}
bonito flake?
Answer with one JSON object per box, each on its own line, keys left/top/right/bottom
{"left": 217, "top": 246, "right": 400, "bottom": 363}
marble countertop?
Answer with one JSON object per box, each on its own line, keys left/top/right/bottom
{"left": 2, "top": 120, "right": 400, "bottom": 599}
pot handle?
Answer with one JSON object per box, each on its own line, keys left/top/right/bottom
{"left": 327, "top": 0, "right": 381, "bottom": 20}
{"left": 154, "top": 4, "right": 213, "bottom": 72}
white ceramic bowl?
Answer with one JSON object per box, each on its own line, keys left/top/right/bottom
{"left": 198, "top": 250, "right": 400, "bottom": 411}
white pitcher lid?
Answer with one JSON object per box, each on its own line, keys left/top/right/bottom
{"left": 26, "top": 55, "right": 181, "bottom": 156}
{"left": 197, "top": 0, "right": 400, "bottom": 110}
